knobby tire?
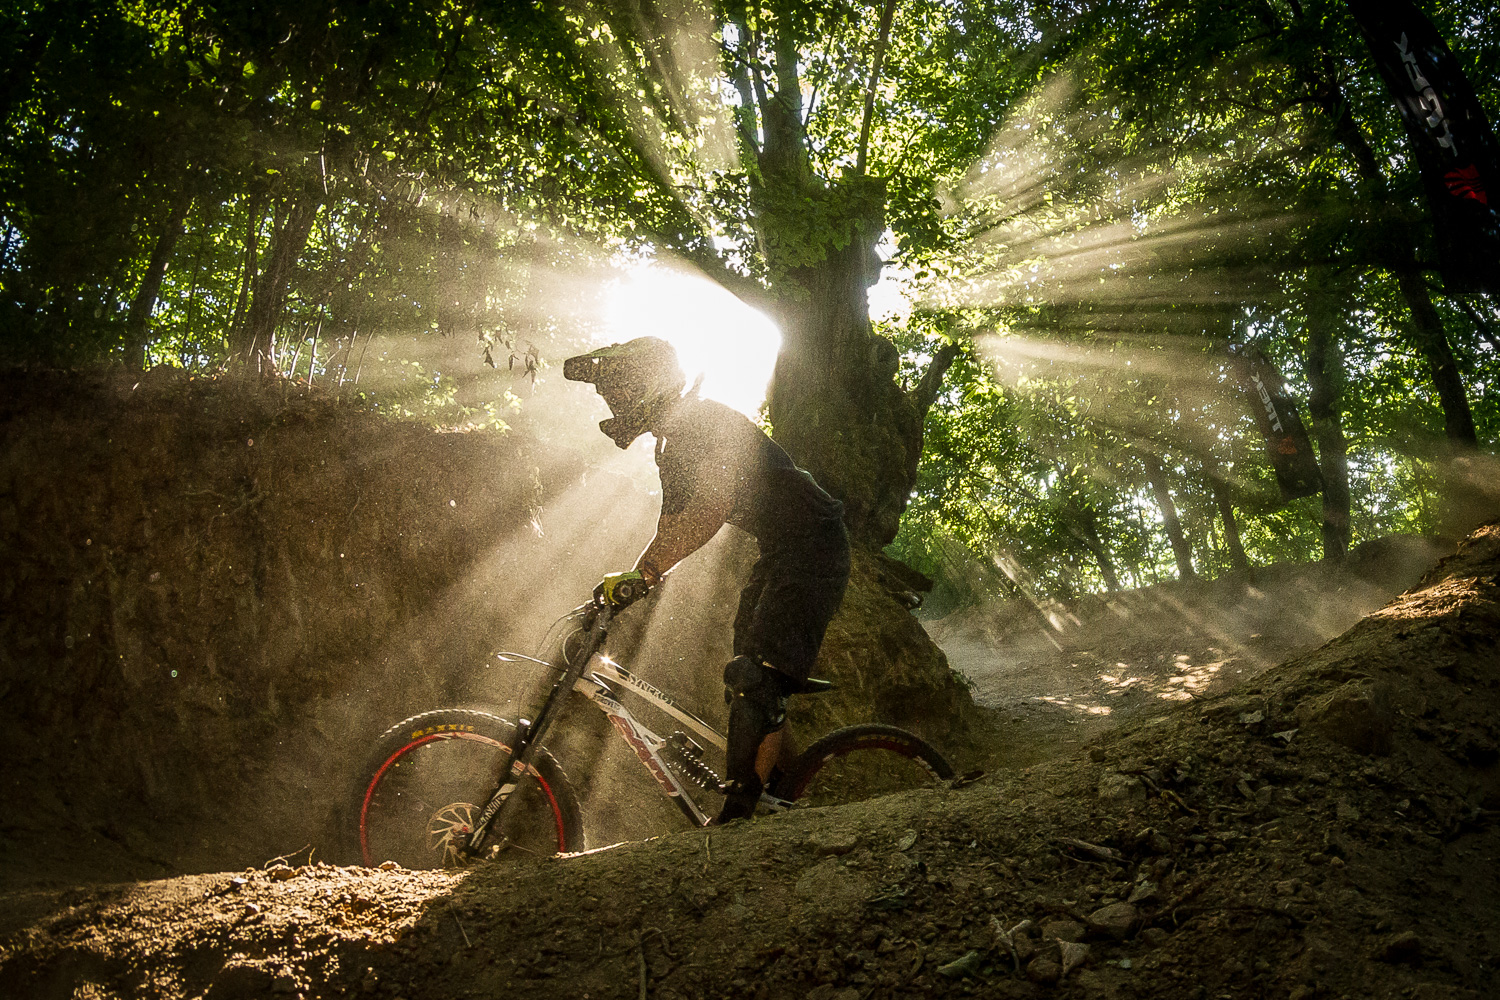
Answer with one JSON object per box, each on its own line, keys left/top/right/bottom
{"left": 358, "top": 708, "right": 584, "bottom": 868}
{"left": 770, "top": 723, "right": 954, "bottom": 806}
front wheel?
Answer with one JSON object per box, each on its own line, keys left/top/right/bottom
{"left": 769, "top": 723, "right": 954, "bottom": 808}
{"left": 358, "top": 708, "right": 585, "bottom": 868}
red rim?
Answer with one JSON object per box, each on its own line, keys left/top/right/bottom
{"left": 360, "top": 733, "right": 566, "bottom": 866}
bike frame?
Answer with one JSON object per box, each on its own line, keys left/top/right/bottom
{"left": 462, "top": 597, "right": 766, "bottom": 854}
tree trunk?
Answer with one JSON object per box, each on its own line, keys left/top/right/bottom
{"left": 1141, "top": 452, "right": 1196, "bottom": 580}
{"left": 1394, "top": 268, "right": 1478, "bottom": 446}
{"left": 1072, "top": 502, "right": 1122, "bottom": 591}
{"left": 756, "top": 186, "right": 945, "bottom": 545}
{"left": 1315, "top": 88, "right": 1480, "bottom": 448}
{"left": 1210, "top": 476, "right": 1250, "bottom": 572}
{"left": 229, "top": 192, "right": 265, "bottom": 347}
{"left": 237, "top": 194, "right": 323, "bottom": 364}
{"left": 124, "top": 188, "right": 193, "bottom": 372}
{"left": 1305, "top": 305, "right": 1352, "bottom": 560}
{"left": 731, "top": 10, "right": 960, "bottom": 549}
{"left": 1202, "top": 453, "right": 1250, "bottom": 573}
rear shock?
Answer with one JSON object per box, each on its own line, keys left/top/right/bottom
{"left": 665, "top": 731, "right": 724, "bottom": 792}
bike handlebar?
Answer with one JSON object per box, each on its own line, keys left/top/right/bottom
{"left": 592, "top": 576, "right": 652, "bottom": 610}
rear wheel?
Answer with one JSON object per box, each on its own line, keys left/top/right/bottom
{"left": 770, "top": 724, "right": 953, "bottom": 808}
{"left": 358, "top": 709, "right": 584, "bottom": 868}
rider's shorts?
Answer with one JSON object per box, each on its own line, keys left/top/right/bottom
{"left": 731, "top": 518, "right": 851, "bottom": 685}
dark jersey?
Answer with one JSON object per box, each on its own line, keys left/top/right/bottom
{"left": 655, "top": 397, "right": 843, "bottom": 546}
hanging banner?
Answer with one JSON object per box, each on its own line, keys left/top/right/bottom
{"left": 1231, "top": 347, "right": 1323, "bottom": 503}
{"left": 1345, "top": 0, "right": 1500, "bottom": 294}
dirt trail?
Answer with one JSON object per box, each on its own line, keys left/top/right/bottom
{"left": 3, "top": 524, "right": 1498, "bottom": 999}
{"left": 932, "top": 534, "right": 1449, "bottom": 764}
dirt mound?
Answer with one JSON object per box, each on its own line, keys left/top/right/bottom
{"left": 0, "top": 369, "right": 976, "bottom": 890}
{"left": 3, "top": 507, "right": 1497, "bottom": 998}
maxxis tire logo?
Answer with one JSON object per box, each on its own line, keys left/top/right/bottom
{"left": 411, "top": 723, "right": 478, "bottom": 738}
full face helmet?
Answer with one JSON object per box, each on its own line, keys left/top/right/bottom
{"left": 563, "top": 337, "right": 687, "bottom": 448}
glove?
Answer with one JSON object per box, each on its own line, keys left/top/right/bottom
{"left": 596, "top": 570, "right": 648, "bottom": 608}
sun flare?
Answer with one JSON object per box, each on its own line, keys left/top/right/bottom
{"left": 604, "top": 262, "right": 781, "bottom": 418}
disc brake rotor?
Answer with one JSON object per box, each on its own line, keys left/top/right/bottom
{"left": 427, "top": 802, "right": 478, "bottom": 866}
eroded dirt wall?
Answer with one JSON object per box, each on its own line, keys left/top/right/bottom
{"left": 0, "top": 371, "right": 608, "bottom": 885}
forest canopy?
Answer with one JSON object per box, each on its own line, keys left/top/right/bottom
{"left": 2, "top": 0, "right": 1496, "bottom": 606}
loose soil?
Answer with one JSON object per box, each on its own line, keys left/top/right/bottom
{"left": 2, "top": 372, "right": 1498, "bottom": 999}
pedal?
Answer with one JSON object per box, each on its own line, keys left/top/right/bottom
{"left": 757, "top": 792, "right": 797, "bottom": 811}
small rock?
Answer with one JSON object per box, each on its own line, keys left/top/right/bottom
{"left": 1295, "top": 679, "right": 1394, "bottom": 756}
{"left": 378, "top": 860, "right": 401, "bottom": 871}
{"left": 1089, "top": 747, "right": 1107, "bottom": 763}
{"left": 936, "top": 950, "right": 985, "bottom": 979}
{"left": 1097, "top": 773, "right": 1147, "bottom": 807}
{"left": 266, "top": 865, "right": 296, "bottom": 882}
{"left": 896, "top": 829, "right": 918, "bottom": 851}
{"left": 1040, "top": 918, "right": 1085, "bottom": 943}
{"left": 241, "top": 902, "right": 261, "bottom": 917}
{"left": 811, "top": 828, "right": 860, "bottom": 856}
{"left": 1058, "top": 940, "right": 1090, "bottom": 977}
{"left": 1026, "top": 957, "right": 1062, "bottom": 984}
{"left": 1086, "top": 902, "right": 1139, "bottom": 941}
{"left": 1336, "top": 799, "right": 1361, "bottom": 823}
{"left": 1141, "top": 829, "right": 1171, "bottom": 854}
{"left": 1378, "top": 931, "right": 1424, "bottom": 964}
{"left": 1126, "top": 881, "right": 1159, "bottom": 905}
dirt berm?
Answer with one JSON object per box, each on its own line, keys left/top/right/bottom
{"left": 0, "top": 369, "right": 975, "bottom": 887}
{"left": 2, "top": 373, "right": 1498, "bottom": 998}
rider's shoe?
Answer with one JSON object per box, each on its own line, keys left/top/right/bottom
{"left": 712, "top": 780, "right": 760, "bottom": 825}
{"left": 710, "top": 797, "right": 756, "bottom": 825}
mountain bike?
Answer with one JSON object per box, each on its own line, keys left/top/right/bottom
{"left": 356, "top": 581, "right": 954, "bottom": 868}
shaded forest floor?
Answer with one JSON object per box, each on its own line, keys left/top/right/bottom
{"left": 2, "top": 372, "right": 1498, "bottom": 1000}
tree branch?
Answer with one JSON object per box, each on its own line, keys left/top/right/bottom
{"left": 909, "top": 340, "right": 961, "bottom": 417}
{"left": 856, "top": 0, "right": 898, "bottom": 175}
{"left": 1450, "top": 293, "right": 1500, "bottom": 354}
{"left": 722, "top": 28, "right": 763, "bottom": 158}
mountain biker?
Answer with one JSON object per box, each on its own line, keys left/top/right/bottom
{"left": 563, "top": 336, "right": 851, "bottom": 824}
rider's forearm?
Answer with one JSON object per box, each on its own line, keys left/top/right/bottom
{"left": 635, "top": 512, "right": 725, "bottom": 583}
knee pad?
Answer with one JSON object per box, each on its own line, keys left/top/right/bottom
{"left": 722, "top": 655, "right": 788, "bottom": 787}
{"left": 722, "top": 656, "right": 788, "bottom": 727}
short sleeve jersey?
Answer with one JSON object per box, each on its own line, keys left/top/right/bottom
{"left": 654, "top": 397, "right": 843, "bottom": 545}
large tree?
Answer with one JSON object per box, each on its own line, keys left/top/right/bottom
{"left": 488, "top": 1, "right": 1066, "bottom": 546}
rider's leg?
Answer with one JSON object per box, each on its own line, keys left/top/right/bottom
{"left": 715, "top": 655, "right": 790, "bottom": 823}
{"left": 716, "top": 528, "right": 850, "bottom": 823}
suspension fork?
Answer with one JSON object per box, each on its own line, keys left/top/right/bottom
{"left": 462, "top": 605, "right": 612, "bottom": 855}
